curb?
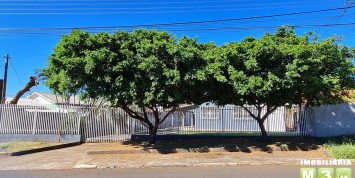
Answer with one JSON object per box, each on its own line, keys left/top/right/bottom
{"left": 94, "top": 162, "right": 299, "bottom": 169}
{"left": 87, "top": 148, "right": 240, "bottom": 155}
{"left": 87, "top": 150, "right": 147, "bottom": 154}
{"left": 0, "top": 142, "right": 81, "bottom": 157}
{"left": 74, "top": 164, "right": 98, "bottom": 169}
{"left": 87, "top": 146, "right": 325, "bottom": 155}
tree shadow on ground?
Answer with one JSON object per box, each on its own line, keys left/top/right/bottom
{"left": 122, "top": 136, "right": 328, "bottom": 154}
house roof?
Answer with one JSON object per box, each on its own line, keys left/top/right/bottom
{"left": 25, "top": 92, "right": 84, "bottom": 105}
{"left": 5, "top": 97, "right": 42, "bottom": 106}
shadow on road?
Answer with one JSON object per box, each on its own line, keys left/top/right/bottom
{"left": 122, "top": 137, "right": 323, "bottom": 154}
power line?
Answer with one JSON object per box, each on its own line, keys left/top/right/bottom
{"left": 0, "top": 0, "right": 316, "bottom": 6}
{"left": 0, "top": 6, "right": 353, "bottom": 30}
{"left": 0, "top": 1, "right": 324, "bottom": 9}
{"left": 0, "top": 0, "right": 324, "bottom": 6}
{"left": 3, "top": 13, "right": 355, "bottom": 35}
{"left": 1, "top": 22, "right": 355, "bottom": 39}
{"left": 0, "top": 5, "right": 333, "bottom": 14}
{"left": 320, "top": 0, "right": 353, "bottom": 39}
{"left": 10, "top": 62, "right": 24, "bottom": 87}
{"left": 140, "top": 22, "right": 355, "bottom": 32}
{"left": 0, "top": 3, "right": 323, "bottom": 11}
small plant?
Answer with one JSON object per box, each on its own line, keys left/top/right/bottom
{"left": 0, "top": 143, "right": 11, "bottom": 150}
{"left": 324, "top": 136, "right": 355, "bottom": 159}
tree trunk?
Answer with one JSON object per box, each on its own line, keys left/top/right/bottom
{"left": 257, "top": 119, "right": 269, "bottom": 142}
{"left": 9, "top": 76, "right": 38, "bottom": 104}
{"left": 148, "top": 125, "right": 158, "bottom": 145}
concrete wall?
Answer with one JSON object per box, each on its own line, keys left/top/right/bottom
{"left": 0, "top": 134, "right": 81, "bottom": 143}
{"left": 306, "top": 102, "right": 355, "bottom": 137}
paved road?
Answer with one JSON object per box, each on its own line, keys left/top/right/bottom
{"left": 0, "top": 166, "right": 307, "bottom": 178}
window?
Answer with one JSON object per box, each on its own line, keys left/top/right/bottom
{"left": 201, "top": 107, "right": 219, "bottom": 120}
{"left": 234, "top": 106, "right": 255, "bottom": 120}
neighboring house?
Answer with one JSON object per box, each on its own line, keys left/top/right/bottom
{"left": 5, "top": 91, "right": 84, "bottom": 106}
{"left": 4, "top": 91, "right": 100, "bottom": 115}
{"left": 5, "top": 97, "right": 42, "bottom": 106}
{"left": 25, "top": 92, "right": 85, "bottom": 106}
{"left": 4, "top": 92, "right": 87, "bottom": 114}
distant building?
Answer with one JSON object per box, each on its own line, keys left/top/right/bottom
{"left": 5, "top": 91, "right": 101, "bottom": 106}
{"left": 25, "top": 92, "right": 83, "bottom": 105}
{"left": 5, "top": 97, "right": 42, "bottom": 106}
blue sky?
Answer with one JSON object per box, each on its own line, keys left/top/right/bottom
{"left": 0, "top": 0, "right": 354, "bottom": 97}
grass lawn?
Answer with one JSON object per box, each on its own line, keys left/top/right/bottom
{"left": 323, "top": 136, "right": 355, "bottom": 159}
{"left": 0, "top": 142, "right": 62, "bottom": 153}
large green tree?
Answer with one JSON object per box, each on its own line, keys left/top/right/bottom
{"left": 43, "top": 29, "right": 207, "bottom": 144}
{"left": 205, "top": 26, "right": 355, "bottom": 141}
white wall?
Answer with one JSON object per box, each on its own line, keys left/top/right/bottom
{"left": 307, "top": 102, "right": 355, "bottom": 137}
{"left": 33, "top": 96, "right": 53, "bottom": 105}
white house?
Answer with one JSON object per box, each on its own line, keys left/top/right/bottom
{"left": 25, "top": 92, "right": 84, "bottom": 105}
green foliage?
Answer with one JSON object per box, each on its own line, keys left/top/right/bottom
{"left": 324, "top": 137, "right": 355, "bottom": 159}
{"left": 42, "top": 29, "right": 207, "bottom": 144}
{"left": 42, "top": 27, "right": 355, "bottom": 143}
{"left": 207, "top": 26, "right": 355, "bottom": 107}
{"left": 0, "top": 142, "right": 62, "bottom": 153}
{"left": 0, "top": 143, "right": 10, "bottom": 150}
{"left": 205, "top": 26, "right": 355, "bottom": 141}
{"left": 43, "top": 30, "right": 206, "bottom": 108}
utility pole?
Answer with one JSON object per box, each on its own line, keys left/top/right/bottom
{"left": 2, "top": 54, "right": 9, "bottom": 104}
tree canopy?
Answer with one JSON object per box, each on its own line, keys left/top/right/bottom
{"left": 43, "top": 29, "right": 207, "bottom": 144}
{"left": 205, "top": 26, "right": 355, "bottom": 141}
{"left": 42, "top": 27, "right": 355, "bottom": 142}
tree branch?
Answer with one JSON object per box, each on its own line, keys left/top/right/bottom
{"left": 158, "top": 105, "right": 177, "bottom": 125}
{"left": 9, "top": 76, "right": 38, "bottom": 104}
{"left": 139, "top": 120, "right": 149, "bottom": 128}
{"left": 119, "top": 102, "right": 150, "bottom": 125}
{"left": 140, "top": 100, "right": 149, "bottom": 123}
{"left": 261, "top": 106, "right": 279, "bottom": 121}
{"left": 151, "top": 107, "right": 160, "bottom": 125}
{"left": 241, "top": 105, "right": 258, "bottom": 120}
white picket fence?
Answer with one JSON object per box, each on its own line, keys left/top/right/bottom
{"left": 0, "top": 104, "right": 80, "bottom": 135}
{"left": 0, "top": 104, "right": 310, "bottom": 142}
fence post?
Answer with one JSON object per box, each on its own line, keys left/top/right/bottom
{"left": 77, "top": 115, "right": 81, "bottom": 135}
{"left": 130, "top": 115, "right": 134, "bottom": 135}
{"left": 171, "top": 112, "right": 174, "bottom": 133}
{"left": 221, "top": 108, "right": 225, "bottom": 136}
{"left": 0, "top": 105, "right": 3, "bottom": 133}
{"left": 266, "top": 107, "right": 270, "bottom": 136}
{"left": 177, "top": 111, "right": 180, "bottom": 135}
{"left": 32, "top": 110, "right": 38, "bottom": 134}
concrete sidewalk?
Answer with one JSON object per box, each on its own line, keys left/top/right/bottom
{"left": 0, "top": 143, "right": 331, "bottom": 170}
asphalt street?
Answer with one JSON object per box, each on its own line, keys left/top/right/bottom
{"left": 0, "top": 166, "right": 308, "bottom": 178}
